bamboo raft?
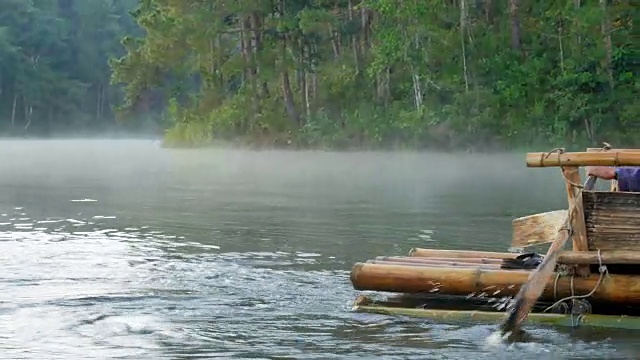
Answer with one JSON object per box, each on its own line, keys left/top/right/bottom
{"left": 350, "top": 147, "right": 640, "bottom": 330}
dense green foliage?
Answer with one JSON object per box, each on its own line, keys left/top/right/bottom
{"left": 0, "top": 0, "right": 149, "bottom": 136}
{"left": 111, "top": 0, "right": 638, "bottom": 150}
{"left": 1, "top": 1, "right": 637, "bottom": 149}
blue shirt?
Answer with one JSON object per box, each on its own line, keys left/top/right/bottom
{"left": 615, "top": 167, "right": 640, "bottom": 192}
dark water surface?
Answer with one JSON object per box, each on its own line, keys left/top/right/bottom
{"left": 0, "top": 139, "right": 638, "bottom": 359}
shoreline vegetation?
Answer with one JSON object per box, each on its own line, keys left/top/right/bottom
{"left": 0, "top": 1, "right": 637, "bottom": 152}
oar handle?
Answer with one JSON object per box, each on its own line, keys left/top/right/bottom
{"left": 584, "top": 175, "right": 597, "bottom": 191}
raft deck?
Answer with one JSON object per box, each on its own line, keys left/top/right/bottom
{"left": 349, "top": 147, "right": 640, "bottom": 329}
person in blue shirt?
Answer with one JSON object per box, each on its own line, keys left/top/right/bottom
{"left": 587, "top": 166, "right": 640, "bottom": 192}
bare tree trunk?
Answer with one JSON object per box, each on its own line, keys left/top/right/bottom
{"left": 509, "top": 0, "right": 521, "bottom": 51}
{"left": 310, "top": 70, "right": 317, "bottom": 114}
{"left": 251, "top": 13, "right": 270, "bottom": 98}
{"left": 348, "top": 0, "right": 361, "bottom": 73}
{"left": 243, "top": 14, "right": 259, "bottom": 120}
{"left": 209, "top": 39, "right": 215, "bottom": 78}
{"left": 558, "top": 19, "right": 565, "bottom": 72}
{"left": 23, "top": 95, "right": 32, "bottom": 131}
{"left": 96, "top": 85, "right": 102, "bottom": 120}
{"left": 11, "top": 93, "right": 17, "bottom": 127}
{"left": 282, "top": 70, "right": 299, "bottom": 125}
{"left": 485, "top": 0, "right": 493, "bottom": 23}
{"left": 600, "top": 0, "right": 614, "bottom": 89}
{"left": 574, "top": 0, "right": 582, "bottom": 49}
{"left": 329, "top": 25, "right": 340, "bottom": 59}
{"left": 240, "top": 20, "right": 247, "bottom": 86}
{"left": 385, "top": 67, "right": 391, "bottom": 103}
{"left": 304, "top": 72, "right": 311, "bottom": 119}
{"left": 298, "top": 40, "right": 308, "bottom": 121}
{"left": 279, "top": 33, "right": 298, "bottom": 125}
{"left": 460, "top": 0, "right": 470, "bottom": 91}
{"left": 361, "top": 7, "right": 372, "bottom": 55}
{"left": 412, "top": 71, "right": 423, "bottom": 110}
{"left": 584, "top": 118, "right": 594, "bottom": 144}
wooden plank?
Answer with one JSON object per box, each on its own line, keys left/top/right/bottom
{"left": 583, "top": 191, "right": 640, "bottom": 251}
{"left": 526, "top": 151, "right": 640, "bottom": 167}
{"left": 563, "top": 166, "right": 590, "bottom": 275}
{"left": 511, "top": 210, "right": 567, "bottom": 248}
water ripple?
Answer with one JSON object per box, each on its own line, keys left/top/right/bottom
{"left": 1, "top": 142, "right": 640, "bottom": 359}
{"left": 1, "top": 213, "right": 638, "bottom": 359}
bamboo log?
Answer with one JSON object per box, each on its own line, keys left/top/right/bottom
{"left": 376, "top": 256, "right": 503, "bottom": 264}
{"left": 586, "top": 148, "right": 640, "bottom": 153}
{"left": 352, "top": 303, "right": 640, "bottom": 330}
{"left": 407, "top": 247, "right": 640, "bottom": 264}
{"left": 558, "top": 250, "right": 640, "bottom": 264}
{"left": 350, "top": 262, "right": 640, "bottom": 304}
{"left": 409, "top": 248, "right": 517, "bottom": 259}
{"left": 526, "top": 151, "right": 640, "bottom": 167}
{"left": 367, "top": 260, "right": 501, "bottom": 269}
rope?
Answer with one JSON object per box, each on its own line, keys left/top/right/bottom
{"left": 543, "top": 250, "right": 609, "bottom": 314}
{"left": 539, "top": 147, "right": 565, "bottom": 168}
{"left": 561, "top": 170, "right": 585, "bottom": 189}
{"left": 552, "top": 264, "right": 574, "bottom": 300}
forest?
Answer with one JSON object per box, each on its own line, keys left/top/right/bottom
{"left": 0, "top": 1, "right": 637, "bottom": 150}
{"left": 0, "top": 0, "right": 151, "bottom": 136}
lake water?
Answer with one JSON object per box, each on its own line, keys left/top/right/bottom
{"left": 0, "top": 139, "right": 637, "bottom": 359}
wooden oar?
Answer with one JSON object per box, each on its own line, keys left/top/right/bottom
{"left": 499, "top": 175, "right": 597, "bottom": 337}
{"left": 511, "top": 210, "right": 568, "bottom": 248}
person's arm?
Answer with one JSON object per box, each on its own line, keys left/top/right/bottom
{"left": 586, "top": 166, "right": 616, "bottom": 180}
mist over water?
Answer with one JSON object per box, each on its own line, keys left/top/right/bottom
{"left": 0, "top": 139, "right": 637, "bottom": 359}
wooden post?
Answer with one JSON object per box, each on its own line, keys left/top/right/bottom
{"left": 563, "top": 166, "right": 590, "bottom": 276}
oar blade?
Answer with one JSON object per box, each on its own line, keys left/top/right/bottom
{"left": 511, "top": 210, "right": 568, "bottom": 248}
{"left": 500, "top": 175, "right": 597, "bottom": 338}
{"left": 500, "top": 244, "right": 566, "bottom": 334}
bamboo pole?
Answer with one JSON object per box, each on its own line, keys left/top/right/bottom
{"left": 558, "top": 250, "right": 640, "bottom": 264}
{"left": 376, "top": 256, "right": 504, "bottom": 264}
{"left": 409, "top": 248, "right": 516, "bottom": 259}
{"left": 367, "top": 259, "right": 502, "bottom": 269}
{"left": 352, "top": 303, "right": 640, "bottom": 330}
{"left": 526, "top": 151, "right": 640, "bottom": 167}
{"left": 586, "top": 148, "right": 640, "bottom": 152}
{"left": 350, "top": 262, "right": 640, "bottom": 304}
{"left": 408, "top": 247, "right": 640, "bottom": 265}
